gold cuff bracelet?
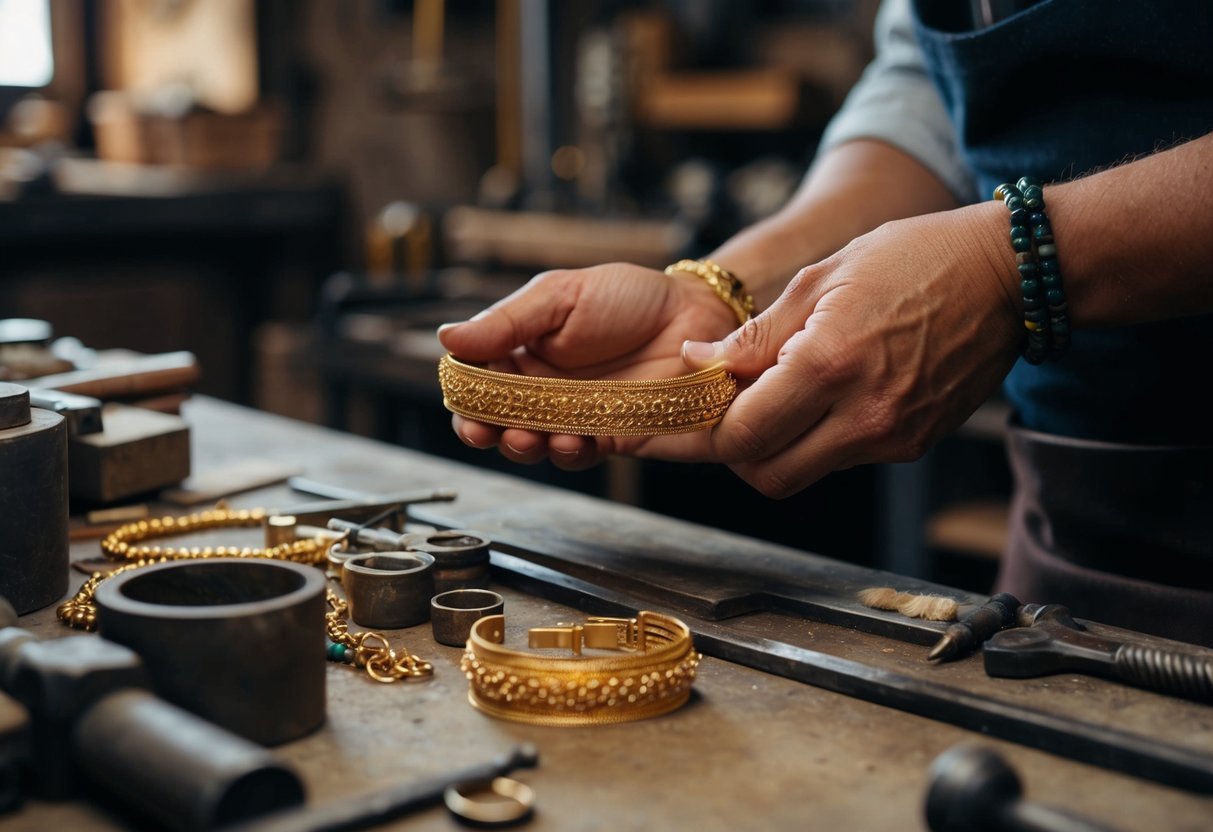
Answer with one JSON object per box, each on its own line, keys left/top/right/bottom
{"left": 461, "top": 612, "right": 700, "bottom": 727}
{"left": 437, "top": 354, "right": 736, "bottom": 436}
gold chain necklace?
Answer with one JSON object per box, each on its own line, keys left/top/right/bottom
{"left": 57, "top": 506, "right": 433, "bottom": 683}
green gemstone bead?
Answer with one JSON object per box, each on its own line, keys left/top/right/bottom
{"left": 1011, "top": 224, "right": 1030, "bottom": 240}
{"left": 1040, "top": 257, "right": 1059, "bottom": 275}
{"left": 1018, "top": 262, "right": 1039, "bottom": 278}
{"left": 1032, "top": 224, "right": 1053, "bottom": 240}
{"left": 1009, "top": 208, "right": 1029, "bottom": 225}
{"left": 1012, "top": 236, "right": 1032, "bottom": 252}
{"left": 1046, "top": 288, "right": 1066, "bottom": 305}
{"left": 1021, "top": 278, "right": 1040, "bottom": 297}
{"left": 1025, "top": 307, "right": 1047, "bottom": 323}
{"left": 1005, "top": 194, "right": 1024, "bottom": 211}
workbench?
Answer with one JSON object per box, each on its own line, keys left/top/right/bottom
{"left": 5, "top": 398, "right": 1212, "bottom": 831}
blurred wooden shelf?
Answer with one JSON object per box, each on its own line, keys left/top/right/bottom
{"left": 925, "top": 499, "right": 1009, "bottom": 560}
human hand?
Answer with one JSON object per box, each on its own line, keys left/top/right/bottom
{"left": 683, "top": 203, "right": 1021, "bottom": 498}
{"left": 437, "top": 262, "right": 739, "bottom": 469}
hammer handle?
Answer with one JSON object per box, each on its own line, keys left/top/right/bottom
{"left": 1114, "top": 644, "right": 1213, "bottom": 703}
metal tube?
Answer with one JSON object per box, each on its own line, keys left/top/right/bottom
{"left": 73, "top": 689, "right": 305, "bottom": 832}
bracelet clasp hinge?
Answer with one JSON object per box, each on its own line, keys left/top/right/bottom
{"left": 528, "top": 616, "right": 641, "bottom": 655}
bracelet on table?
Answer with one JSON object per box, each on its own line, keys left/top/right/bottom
{"left": 664, "top": 258, "right": 754, "bottom": 326}
{"left": 461, "top": 611, "right": 700, "bottom": 726}
{"left": 993, "top": 177, "right": 1070, "bottom": 363}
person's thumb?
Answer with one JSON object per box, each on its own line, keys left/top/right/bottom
{"left": 437, "top": 273, "right": 573, "bottom": 361}
{"left": 681, "top": 278, "right": 813, "bottom": 379}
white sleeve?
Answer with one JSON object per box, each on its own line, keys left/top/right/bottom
{"left": 818, "top": 0, "right": 978, "bottom": 203}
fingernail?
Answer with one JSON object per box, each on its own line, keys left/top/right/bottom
{"left": 460, "top": 432, "right": 483, "bottom": 449}
{"left": 504, "top": 442, "right": 527, "bottom": 455}
{"left": 683, "top": 340, "right": 722, "bottom": 363}
{"left": 437, "top": 322, "right": 463, "bottom": 335}
{"left": 552, "top": 448, "right": 579, "bottom": 456}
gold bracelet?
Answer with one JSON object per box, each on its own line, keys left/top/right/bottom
{"left": 437, "top": 354, "right": 736, "bottom": 436}
{"left": 460, "top": 612, "right": 700, "bottom": 726}
{"left": 664, "top": 258, "right": 754, "bottom": 326}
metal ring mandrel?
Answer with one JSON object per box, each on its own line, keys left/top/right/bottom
{"left": 405, "top": 530, "right": 492, "bottom": 593}
{"left": 94, "top": 558, "right": 327, "bottom": 746}
{"left": 341, "top": 552, "right": 435, "bottom": 629}
{"left": 431, "top": 590, "right": 504, "bottom": 647}
{"left": 444, "top": 776, "right": 535, "bottom": 828}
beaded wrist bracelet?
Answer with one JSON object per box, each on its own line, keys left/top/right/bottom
{"left": 993, "top": 177, "right": 1070, "bottom": 363}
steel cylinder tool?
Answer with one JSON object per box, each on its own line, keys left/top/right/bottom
{"left": 984, "top": 604, "right": 1213, "bottom": 703}
{"left": 0, "top": 383, "right": 68, "bottom": 614}
{"left": 94, "top": 558, "right": 328, "bottom": 745}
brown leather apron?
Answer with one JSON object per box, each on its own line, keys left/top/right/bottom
{"left": 995, "top": 424, "right": 1213, "bottom": 647}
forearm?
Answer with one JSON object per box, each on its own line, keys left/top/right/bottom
{"left": 709, "top": 139, "right": 960, "bottom": 310}
{"left": 1047, "top": 132, "right": 1213, "bottom": 328}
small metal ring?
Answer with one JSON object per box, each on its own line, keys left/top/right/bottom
{"left": 444, "top": 777, "right": 535, "bottom": 827}
{"left": 431, "top": 589, "right": 505, "bottom": 647}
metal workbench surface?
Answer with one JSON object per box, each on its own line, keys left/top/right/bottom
{"left": 5, "top": 398, "right": 1212, "bottom": 831}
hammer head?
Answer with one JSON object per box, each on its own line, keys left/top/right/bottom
{"left": 925, "top": 745, "right": 1022, "bottom": 832}
{"left": 6, "top": 636, "right": 148, "bottom": 798}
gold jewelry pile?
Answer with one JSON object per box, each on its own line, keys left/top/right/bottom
{"left": 461, "top": 612, "right": 700, "bottom": 726}
{"left": 438, "top": 355, "right": 736, "bottom": 436}
{"left": 57, "top": 507, "right": 432, "bottom": 683}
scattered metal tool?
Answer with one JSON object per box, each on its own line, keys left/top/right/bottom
{"left": 984, "top": 604, "right": 1213, "bottom": 703}
{"left": 264, "top": 491, "right": 456, "bottom": 548}
{"left": 928, "top": 593, "right": 1021, "bottom": 662}
{"left": 226, "top": 744, "right": 539, "bottom": 832}
{"left": 925, "top": 745, "right": 1120, "bottom": 832}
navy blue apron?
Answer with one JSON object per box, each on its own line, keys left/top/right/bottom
{"left": 911, "top": 0, "right": 1213, "bottom": 644}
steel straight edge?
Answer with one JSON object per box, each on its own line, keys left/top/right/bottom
{"left": 487, "top": 551, "right": 1213, "bottom": 795}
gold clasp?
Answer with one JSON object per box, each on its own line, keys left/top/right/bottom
{"left": 527, "top": 617, "right": 638, "bottom": 655}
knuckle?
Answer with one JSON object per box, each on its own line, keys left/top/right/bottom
{"left": 811, "top": 341, "right": 856, "bottom": 387}
{"left": 714, "top": 418, "right": 768, "bottom": 463}
{"left": 742, "top": 467, "right": 797, "bottom": 500}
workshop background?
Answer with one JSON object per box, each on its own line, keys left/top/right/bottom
{"left": 0, "top": 0, "right": 1010, "bottom": 590}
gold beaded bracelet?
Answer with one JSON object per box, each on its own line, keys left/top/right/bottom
{"left": 460, "top": 612, "right": 700, "bottom": 726}
{"left": 664, "top": 258, "right": 754, "bottom": 326}
{"left": 438, "top": 354, "right": 736, "bottom": 436}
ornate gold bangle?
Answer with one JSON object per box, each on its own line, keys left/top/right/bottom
{"left": 460, "top": 612, "right": 700, "bottom": 726}
{"left": 437, "top": 354, "right": 735, "bottom": 436}
{"left": 664, "top": 258, "right": 754, "bottom": 326}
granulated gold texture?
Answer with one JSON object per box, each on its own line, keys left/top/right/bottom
{"left": 438, "top": 354, "right": 736, "bottom": 436}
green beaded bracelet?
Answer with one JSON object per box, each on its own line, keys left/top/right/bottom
{"left": 994, "top": 178, "right": 1070, "bottom": 363}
